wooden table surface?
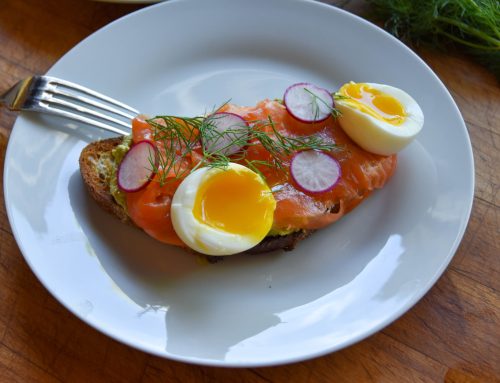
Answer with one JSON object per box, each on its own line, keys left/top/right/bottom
{"left": 0, "top": 1, "right": 498, "bottom": 382}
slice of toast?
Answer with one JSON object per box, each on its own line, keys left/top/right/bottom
{"left": 79, "top": 138, "right": 312, "bottom": 254}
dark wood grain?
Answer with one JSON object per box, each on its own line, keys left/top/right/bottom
{"left": 0, "top": 0, "right": 499, "bottom": 382}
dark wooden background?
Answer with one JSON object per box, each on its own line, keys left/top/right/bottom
{"left": 0, "top": 1, "right": 498, "bottom": 382}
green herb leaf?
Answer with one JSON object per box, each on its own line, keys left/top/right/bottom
{"left": 147, "top": 106, "right": 340, "bottom": 185}
{"left": 366, "top": 0, "right": 500, "bottom": 79}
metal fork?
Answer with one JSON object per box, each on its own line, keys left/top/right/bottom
{"left": 0, "top": 75, "right": 139, "bottom": 136}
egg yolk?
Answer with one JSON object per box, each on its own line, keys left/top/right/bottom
{"left": 192, "top": 169, "right": 275, "bottom": 239}
{"left": 339, "top": 82, "right": 406, "bottom": 125}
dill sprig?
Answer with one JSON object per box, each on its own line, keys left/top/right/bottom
{"left": 303, "top": 88, "right": 343, "bottom": 119}
{"left": 333, "top": 92, "right": 351, "bottom": 101}
{"left": 147, "top": 116, "right": 203, "bottom": 182}
{"left": 146, "top": 111, "right": 339, "bottom": 185}
{"left": 366, "top": 0, "right": 500, "bottom": 79}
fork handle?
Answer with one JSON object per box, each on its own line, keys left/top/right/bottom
{"left": 0, "top": 76, "right": 37, "bottom": 111}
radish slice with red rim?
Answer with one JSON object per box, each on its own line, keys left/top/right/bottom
{"left": 203, "top": 112, "right": 249, "bottom": 156}
{"left": 290, "top": 150, "right": 341, "bottom": 193}
{"left": 117, "top": 140, "right": 158, "bottom": 192}
{"left": 284, "top": 82, "right": 334, "bottom": 123}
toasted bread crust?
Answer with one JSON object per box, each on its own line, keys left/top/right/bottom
{"left": 79, "top": 138, "right": 130, "bottom": 224}
{"left": 246, "top": 230, "right": 314, "bottom": 254}
{"left": 79, "top": 138, "right": 310, "bottom": 254}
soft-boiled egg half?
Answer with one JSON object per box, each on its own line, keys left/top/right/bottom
{"left": 335, "top": 82, "right": 424, "bottom": 155}
{"left": 171, "top": 163, "right": 276, "bottom": 256}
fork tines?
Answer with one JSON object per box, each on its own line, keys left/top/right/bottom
{"left": 23, "top": 76, "right": 139, "bottom": 136}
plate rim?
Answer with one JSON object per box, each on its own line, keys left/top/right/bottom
{"left": 3, "top": 0, "right": 475, "bottom": 367}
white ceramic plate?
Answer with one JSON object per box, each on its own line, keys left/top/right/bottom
{"left": 4, "top": 0, "right": 473, "bottom": 367}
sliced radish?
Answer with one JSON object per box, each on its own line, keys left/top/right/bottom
{"left": 117, "top": 140, "right": 158, "bottom": 192}
{"left": 284, "top": 82, "right": 334, "bottom": 123}
{"left": 203, "top": 112, "right": 249, "bottom": 156}
{"left": 290, "top": 150, "right": 341, "bottom": 193}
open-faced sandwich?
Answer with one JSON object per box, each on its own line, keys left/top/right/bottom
{"left": 79, "top": 82, "right": 423, "bottom": 257}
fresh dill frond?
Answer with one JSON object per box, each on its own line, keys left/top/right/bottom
{"left": 146, "top": 109, "right": 339, "bottom": 185}
{"left": 147, "top": 115, "right": 203, "bottom": 185}
{"left": 244, "top": 159, "right": 268, "bottom": 180}
{"left": 303, "top": 88, "right": 342, "bottom": 119}
{"left": 333, "top": 92, "right": 350, "bottom": 100}
{"left": 366, "top": 0, "right": 500, "bottom": 79}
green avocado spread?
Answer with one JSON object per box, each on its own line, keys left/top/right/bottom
{"left": 110, "top": 135, "right": 132, "bottom": 210}
{"left": 94, "top": 135, "right": 132, "bottom": 212}
{"left": 268, "top": 227, "right": 297, "bottom": 236}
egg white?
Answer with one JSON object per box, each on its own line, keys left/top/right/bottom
{"left": 170, "top": 163, "right": 274, "bottom": 256}
{"left": 336, "top": 83, "right": 424, "bottom": 156}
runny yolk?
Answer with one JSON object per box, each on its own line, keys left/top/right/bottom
{"left": 192, "top": 169, "right": 276, "bottom": 238}
{"left": 340, "top": 82, "right": 406, "bottom": 125}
